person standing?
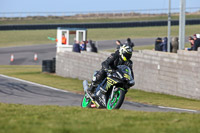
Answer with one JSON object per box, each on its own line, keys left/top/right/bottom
{"left": 80, "top": 41, "right": 87, "bottom": 51}
{"left": 161, "top": 37, "right": 168, "bottom": 52}
{"left": 126, "top": 38, "right": 134, "bottom": 48}
{"left": 155, "top": 37, "right": 162, "bottom": 51}
{"left": 186, "top": 36, "right": 194, "bottom": 51}
{"left": 192, "top": 34, "right": 200, "bottom": 51}
{"left": 73, "top": 40, "right": 81, "bottom": 53}
{"left": 87, "top": 40, "right": 97, "bottom": 53}
{"left": 116, "top": 40, "right": 122, "bottom": 50}
{"left": 86, "top": 40, "right": 92, "bottom": 52}
{"left": 91, "top": 43, "right": 98, "bottom": 53}
{"left": 62, "top": 34, "right": 67, "bottom": 44}
{"left": 171, "top": 37, "right": 179, "bottom": 53}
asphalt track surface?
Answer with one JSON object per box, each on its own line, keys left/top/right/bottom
{"left": 0, "top": 74, "right": 199, "bottom": 113}
{"left": 0, "top": 38, "right": 155, "bottom": 65}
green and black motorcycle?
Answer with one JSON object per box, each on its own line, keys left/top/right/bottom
{"left": 81, "top": 65, "right": 135, "bottom": 110}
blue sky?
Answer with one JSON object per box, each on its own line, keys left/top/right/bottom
{"left": 1, "top": 0, "right": 199, "bottom": 12}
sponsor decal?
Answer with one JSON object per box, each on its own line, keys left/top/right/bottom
{"left": 124, "top": 74, "right": 130, "bottom": 80}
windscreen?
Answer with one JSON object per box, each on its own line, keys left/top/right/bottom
{"left": 117, "top": 65, "right": 133, "bottom": 80}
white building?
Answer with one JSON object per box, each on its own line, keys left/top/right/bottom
{"left": 56, "top": 27, "right": 87, "bottom": 53}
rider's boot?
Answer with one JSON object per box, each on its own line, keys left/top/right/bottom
{"left": 87, "top": 70, "right": 105, "bottom": 97}
{"left": 87, "top": 71, "right": 100, "bottom": 96}
{"left": 87, "top": 82, "right": 97, "bottom": 97}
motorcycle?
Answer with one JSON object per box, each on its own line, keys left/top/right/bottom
{"left": 81, "top": 65, "right": 135, "bottom": 110}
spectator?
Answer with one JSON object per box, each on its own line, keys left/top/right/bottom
{"left": 91, "top": 42, "right": 98, "bottom": 53}
{"left": 171, "top": 37, "right": 179, "bottom": 53}
{"left": 186, "top": 36, "right": 194, "bottom": 51}
{"left": 161, "top": 37, "right": 168, "bottom": 52}
{"left": 116, "top": 40, "right": 122, "bottom": 50}
{"left": 154, "top": 37, "right": 162, "bottom": 51}
{"left": 196, "top": 34, "right": 200, "bottom": 38}
{"left": 192, "top": 34, "right": 200, "bottom": 51}
{"left": 54, "top": 34, "right": 67, "bottom": 44}
{"left": 62, "top": 34, "right": 67, "bottom": 44}
{"left": 73, "top": 40, "right": 81, "bottom": 53}
{"left": 80, "top": 41, "right": 87, "bottom": 51}
{"left": 86, "top": 40, "right": 92, "bottom": 52}
{"left": 87, "top": 40, "right": 98, "bottom": 53}
{"left": 125, "top": 38, "right": 134, "bottom": 48}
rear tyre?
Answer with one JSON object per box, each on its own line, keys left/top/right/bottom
{"left": 81, "top": 95, "right": 92, "bottom": 108}
{"left": 107, "top": 89, "right": 125, "bottom": 110}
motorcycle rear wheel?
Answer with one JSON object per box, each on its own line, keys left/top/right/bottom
{"left": 107, "top": 89, "right": 125, "bottom": 110}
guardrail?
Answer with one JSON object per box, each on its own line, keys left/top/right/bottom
{"left": 1, "top": 7, "right": 199, "bottom": 17}
{"left": 0, "top": 19, "right": 200, "bottom": 30}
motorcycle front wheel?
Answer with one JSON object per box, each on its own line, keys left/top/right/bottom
{"left": 81, "top": 95, "right": 92, "bottom": 108}
{"left": 107, "top": 89, "right": 125, "bottom": 110}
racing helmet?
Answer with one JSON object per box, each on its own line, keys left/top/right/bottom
{"left": 119, "top": 44, "right": 133, "bottom": 61}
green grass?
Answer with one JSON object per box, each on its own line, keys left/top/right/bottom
{"left": 0, "top": 103, "right": 200, "bottom": 133}
{"left": 0, "top": 65, "right": 200, "bottom": 133}
{"left": 0, "top": 25, "right": 200, "bottom": 47}
{"left": 0, "top": 30, "right": 57, "bottom": 47}
{"left": 88, "top": 25, "right": 200, "bottom": 41}
{"left": 126, "top": 89, "right": 200, "bottom": 110}
{"left": 0, "top": 14, "right": 199, "bottom": 25}
{"left": 0, "top": 65, "right": 200, "bottom": 110}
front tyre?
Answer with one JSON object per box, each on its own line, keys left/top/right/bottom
{"left": 81, "top": 95, "right": 91, "bottom": 108}
{"left": 107, "top": 89, "right": 125, "bottom": 110}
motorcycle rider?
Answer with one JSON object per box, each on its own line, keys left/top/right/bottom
{"left": 87, "top": 44, "right": 134, "bottom": 95}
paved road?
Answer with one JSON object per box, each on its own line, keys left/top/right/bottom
{"left": 0, "top": 74, "right": 199, "bottom": 113}
{"left": 0, "top": 38, "right": 155, "bottom": 65}
{"left": 0, "top": 44, "right": 57, "bottom": 65}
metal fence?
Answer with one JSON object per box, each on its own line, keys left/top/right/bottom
{"left": 0, "top": 7, "right": 199, "bottom": 18}
{"left": 0, "top": 19, "right": 200, "bottom": 30}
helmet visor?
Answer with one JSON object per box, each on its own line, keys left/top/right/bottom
{"left": 123, "top": 52, "right": 132, "bottom": 60}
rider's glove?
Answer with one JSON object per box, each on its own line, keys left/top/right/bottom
{"left": 105, "top": 68, "right": 115, "bottom": 73}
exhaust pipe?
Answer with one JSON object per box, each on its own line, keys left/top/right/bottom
{"left": 83, "top": 80, "right": 89, "bottom": 92}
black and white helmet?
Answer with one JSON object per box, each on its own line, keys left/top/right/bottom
{"left": 119, "top": 44, "right": 133, "bottom": 61}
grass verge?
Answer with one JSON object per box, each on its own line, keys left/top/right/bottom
{"left": 0, "top": 25, "right": 200, "bottom": 47}
{"left": 0, "top": 65, "right": 200, "bottom": 110}
{"left": 0, "top": 103, "right": 200, "bottom": 133}
{"left": 1, "top": 14, "right": 199, "bottom": 25}
{"left": 0, "top": 30, "right": 57, "bottom": 47}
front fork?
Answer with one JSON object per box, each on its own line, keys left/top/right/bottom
{"left": 110, "top": 86, "right": 127, "bottom": 100}
{"left": 110, "top": 86, "right": 117, "bottom": 100}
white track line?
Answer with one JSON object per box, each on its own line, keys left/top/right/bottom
{"left": 158, "top": 106, "right": 198, "bottom": 113}
{"left": 0, "top": 74, "right": 69, "bottom": 93}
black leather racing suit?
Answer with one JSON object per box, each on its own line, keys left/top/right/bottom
{"left": 93, "top": 50, "right": 134, "bottom": 85}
